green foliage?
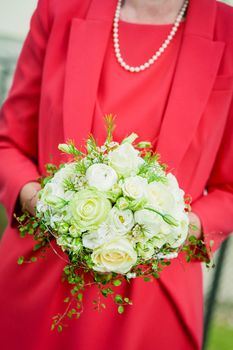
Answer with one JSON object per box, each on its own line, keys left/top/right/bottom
{"left": 118, "top": 305, "right": 124, "bottom": 314}
{"left": 105, "top": 114, "right": 115, "bottom": 144}
{"left": 112, "top": 279, "right": 122, "bottom": 286}
{"left": 17, "top": 256, "right": 24, "bottom": 265}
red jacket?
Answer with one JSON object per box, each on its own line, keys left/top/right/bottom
{"left": 0, "top": 0, "right": 233, "bottom": 349}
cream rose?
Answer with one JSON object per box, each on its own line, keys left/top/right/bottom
{"left": 91, "top": 238, "right": 137, "bottom": 274}
{"left": 108, "top": 143, "right": 144, "bottom": 177}
{"left": 86, "top": 163, "right": 118, "bottom": 191}
{"left": 122, "top": 176, "right": 148, "bottom": 200}
{"left": 70, "top": 189, "right": 112, "bottom": 232}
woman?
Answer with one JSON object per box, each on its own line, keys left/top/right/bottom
{"left": 0, "top": 0, "right": 233, "bottom": 349}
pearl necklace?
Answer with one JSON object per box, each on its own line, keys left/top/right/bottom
{"left": 113, "top": 0, "right": 189, "bottom": 73}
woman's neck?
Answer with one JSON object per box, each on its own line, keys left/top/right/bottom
{"left": 121, "top": 0, "right": 186, "bottom": 25}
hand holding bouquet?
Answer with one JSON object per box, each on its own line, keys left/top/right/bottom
{"left": 16, "top": 115, "right": 211, "bottom": 331}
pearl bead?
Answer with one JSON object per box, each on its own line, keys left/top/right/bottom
{"left": 113, "top": 0, "right": 188, "bottom": 73}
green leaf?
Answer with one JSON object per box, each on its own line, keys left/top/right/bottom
{"left": 30, "top": 256, "right": 37, "bottom": 263}
{"left": 209, "top": 240, "right": 214, "bottom": 247}
{"left": 144, "top": 277, "right": 151, "bottom": 282}
{"left": 115, "top": 295, "right": 123, "bottom": 304}
{"left": 101, "top": 288, "right": 114, "bottom": 298}
{"left": 113, "top": 279, "right": 122, "bottom": 287}
{"left": 136, "top": 141, "right": 152, "bottom": 149}
{"left": 64, "top": 297, "right": 70, "bottom": 303}
{"left": 124, "top": 297, "right": 129, "bottom": 303}
{"left": 17, "top": 256, "right": 24, "bottom": 265}
{"left": 77, "top": 293, "right": 83, "bottom": 301}
{"left": 33, "top": 243, "right": 42, "bottom": 251}
{"left": 118, "top": 305, "right": 124, "bottom": 314}
{"left": 57, "top": 325, "right": 63, "bottom": 332}
{"left": 152, "top": 272, "right": 160, "bottom": 279}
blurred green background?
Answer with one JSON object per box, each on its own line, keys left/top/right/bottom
{"left": 0, "top": 1, "right": 233, "bottom": 349}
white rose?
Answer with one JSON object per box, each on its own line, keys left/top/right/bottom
{"left": 134, "top": 209, "right": 162, "bottom": 238}
{"left": 82, "top": 222, "right": 114, "bottom": 249}
{"left": 86, "top": 164, "right": 118, "bottom": 191}
{"left": 108, "top": 143, "right": 144, "bottom": 177}
{"left": 91, "top": 238, "right": 137, "bottom": 274}
{"left": 122, "top": 176, "right": 147, "bottom": 200}
{"left": 108, "top": 207, "right": 135, "bottom": 235}
{"left": 146, "top": 181, "right": 175, "bottom": 212}
{"left": 166, "top": 173, "right": 185, "bottom": 206}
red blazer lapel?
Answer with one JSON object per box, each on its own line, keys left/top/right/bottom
{"left": 157, "top": 0, "right": 224, "bottom": 172}
{"left": 157, "top": 0, "right": 225, "bottom": 346}
{"left": 63, "top": 0, "right": 117, "bottom": 148}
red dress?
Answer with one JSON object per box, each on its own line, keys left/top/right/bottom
{"left": 93, "top": 20, "right": 184, "bottom": 147}
{"left": 1, "top": 1, "right": 233, "bottom": 350}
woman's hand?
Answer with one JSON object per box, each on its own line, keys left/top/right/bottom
{"left": 188, "top": 212, "right": 202, "bottom": 240}
{"left": 19, "top": 182, "right": 41, "bottom": 216}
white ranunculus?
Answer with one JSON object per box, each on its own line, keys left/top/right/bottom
{"left": 38, "top": 163, "right": 77, "bottom": 209}
{"left": 163, "top": 212, "right": 189, "bottom": 248}
{"left": 82, "top": 222, "right": 114, "bottom": 249}
{"left": 36, "top": 199, "right": 48, "bottom": 214}
{"left": 122, "top": 176, "right": 148, "bottom": 200}
{"left": 146, "top": 181, "right": 176, "bottom": 212}
{"left": 86, "top": 163, "right": 118, "bottom": 191}
{"left": 108, "top": 143, "right": 144, "bottom": 177}
{"left": 148, "top": 210, "right": 189, "bottom": 249}
{"left": 134, "top": 209, "right": 162, "bottom": 238}
{"left": 91, "top": 238, "right": 137, "bottom": 274}
{"left": 108, "top": 207, "right": 135, "bottom": 235}
{"left": 40, "top": 183, "right": 67, "bottom": 208}
{"left": 52, "top": 163, "right": 76, "bottom": 184}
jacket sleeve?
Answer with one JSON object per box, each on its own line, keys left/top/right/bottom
{"left": 0, "top": 0, "right": 51, "bottom": 226}
{"left": 192, "top": 96, "right": 233, "bottom": 256}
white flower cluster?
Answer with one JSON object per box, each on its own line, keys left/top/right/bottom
{"left": 37, "top": 142, "right": 189, "bottom": 274}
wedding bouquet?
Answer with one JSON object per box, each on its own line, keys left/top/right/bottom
{"left": 16, "top": 115, "right": 209, "bottom": 332}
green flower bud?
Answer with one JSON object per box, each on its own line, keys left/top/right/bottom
{"left": 115, "top": 197, "right": 129, "bottom": 210}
